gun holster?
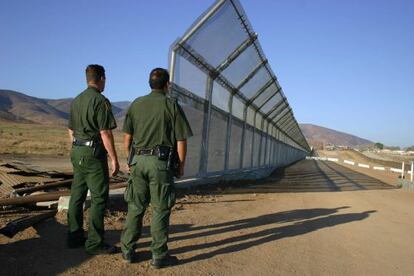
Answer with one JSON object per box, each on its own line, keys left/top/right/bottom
{"left": 156, "top": 145, "right": 170, "bottom": 161}
{"left": 156, "top": 145, "right": 180, "bottom": 178}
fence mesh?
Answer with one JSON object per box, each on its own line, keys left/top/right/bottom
{"left": 169, "top": 0, "right": 309, "bottom": 179}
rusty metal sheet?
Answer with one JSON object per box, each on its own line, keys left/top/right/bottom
{"left": 0, "top": 172, "right": 61, "bottom": 196}
{"left": 0, "top": 164, "right": 20, "bottom": 173}
{"left": 0, "top": 162, "right": 40, "bottom": 174}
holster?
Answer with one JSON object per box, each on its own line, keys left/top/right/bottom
{"left": 157, "top": 145, "right": 180, "bottom": 178}
{"left": 166, "top": 147, "right": 180, "bottom": 178}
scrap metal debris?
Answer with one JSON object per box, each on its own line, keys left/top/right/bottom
{"left": 0, "top": 161, "right": 70, "bottom": 197}
{"left": 0, "top": 160, "right": 128, "bottom": 238}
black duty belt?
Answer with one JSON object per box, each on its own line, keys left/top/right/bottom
{"left": 136, "top": 148, "right": 160, "bottom": 156}
{"left": 73, "top": 138, "right": 98, "bottom": 147}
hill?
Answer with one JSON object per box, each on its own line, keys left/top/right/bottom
{"left": 300, "top": 123, "right": 373, "bottom": 148}
{"left": 46, "top": 98, "right": 73, "bottom": 114}
{"left": 46, "top": 98, "right": 124, "bottom": 116}
{"left": 112, "top": 101, "right": 131, "bottom": 110}
{"left": 0, "top": 90, "right": 68, "bottom": 125}
{"left": 0, "top": 90, "right": 124, "bottom": 125}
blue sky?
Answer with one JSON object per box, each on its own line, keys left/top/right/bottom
{"left": 1, "top": 0, "right": 413, "bottom": 147}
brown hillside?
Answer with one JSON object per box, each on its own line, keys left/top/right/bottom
{"left": 0, "top": 90, "right": 68, "bottom": 125}
{"left": 300, "top": 123, "right": 373, "bottom": 148}
{"left": 47, "top": 98, "right": 124, "bottom": 116}
{"left": 46, "top": 98, "right": 73, "bottom": 114}
{"left": 0, "top": 90, "right": 124, "bottom": 125}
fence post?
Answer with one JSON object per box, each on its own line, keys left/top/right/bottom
{"left": 401, "top": 162, "right": 405, "bottom": 179}
{"left": 411, "top": 161, "right": 413, "bottom": 182}
{"left": 198, "top": 76, "right": 214, "bottom": 176}
{"left": 223, "top": 95, "right": 233, "bottom": 171}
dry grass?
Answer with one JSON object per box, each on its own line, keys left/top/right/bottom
{"left": 0, "top": 121, "right": 127, "bottom": 159}
{"left": 372, "top": 151, "right": 414, "bottom": 164}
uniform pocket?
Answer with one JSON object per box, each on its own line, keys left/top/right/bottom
{"left": 124, "top": 178, "right": 134, "bottom": 203}
{"left": 149, "top": 166, "right": 175, "bottom": 210}
{"left": 167, "top": 185, "right": 176, "bottom": 209}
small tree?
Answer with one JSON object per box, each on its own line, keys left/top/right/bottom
{"left": 406, "top": 145, "right": 414, "bottom": 151}
{"left": 374, "top": 142, "right": 384, "bottom": 150}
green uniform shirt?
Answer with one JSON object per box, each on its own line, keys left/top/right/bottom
{"left": 68, "top": 87, "right": 117, "bottom": 140}
{"left": 123, "top": 89, "right": 193, "bottom": 149}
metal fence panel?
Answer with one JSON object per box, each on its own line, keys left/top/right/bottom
{"left": 174, "top": 55, "right": 207, "bottom": 99}
{"left": 243, "top": 126, "right": 253, "bottom": 168}
{"left": 232, "top": 96, "right": 245, "bottom": 120}
{"left": 228, "top": 119, "right": 243, "bottom": 170}
{"left": 169, "top": 0, "right": 309, "bottom": 181}
{"left": 185, "top": 1, "right": 248, "bottom": 68}
{"left": 222, "top": 45, "right": 260, "bottom": 85}
{"left": 179, "top": 102, "right": 204, "bottom": 177}
{"left": 207, "top": 108, "right": 227, "bottom": 172}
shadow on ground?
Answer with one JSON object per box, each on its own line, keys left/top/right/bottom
{"left": 198, "top": 160, "right": 396, "bottom": 194}
{"left": 173, "top": 207, "right": 377, "bottom": 264}
{"left": 130, "top": 206, "right": 376, "bottom": 265}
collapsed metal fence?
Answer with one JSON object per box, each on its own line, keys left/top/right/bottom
{"left": 169, "top": 0, "right": 310, "bottom": 181}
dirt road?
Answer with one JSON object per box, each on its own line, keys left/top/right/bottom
{"left": 317, "top": 150, "right": 404, "bottom": 185}
{"left": 1, "top": 160, "right": 414, "bottom": 275}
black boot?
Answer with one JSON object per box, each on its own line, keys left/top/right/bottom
{"left": 151, "top": 254, "right": 179, "bottom": 269}
{"left": 86, "top": 243, "right": 117, "bottom": 255}
{"left": 122, "top": 250, "right": 136, "bottom": 264}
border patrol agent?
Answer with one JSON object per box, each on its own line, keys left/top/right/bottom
{"left": 120, "top": 68, "right": 193, "bottom": 268}
{"left": 67, "top": 64, "right": 119, "bottom": 255}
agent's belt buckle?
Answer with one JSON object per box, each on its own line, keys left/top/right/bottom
{"left": 85, "top": 141, "right": 94, "bottom": 147}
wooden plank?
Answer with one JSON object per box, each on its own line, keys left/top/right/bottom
{"left": 0, "top": 210, "right": 57, "bottom": 238}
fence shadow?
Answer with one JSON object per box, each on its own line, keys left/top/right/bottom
{"left": 169, "top": 207, "right": 377, "bottom": 265}
{"left": 200, "top": 160, "right": 396, "bottom": 194}
{"left": 126, "top": 206, "right": 375, "bottom": 266}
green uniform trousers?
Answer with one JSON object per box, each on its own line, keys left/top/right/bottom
{"left": 67, "top": 146, "right": 109, "bottom": 251}
{"left": 120, "top": 155, "right": 176, "bottom": 259}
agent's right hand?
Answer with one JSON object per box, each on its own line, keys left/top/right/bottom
{"left": 111, "top": 159, "right": 120, "bottom": 177}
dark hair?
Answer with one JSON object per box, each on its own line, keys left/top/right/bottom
{"left": 86, "top": 64, "right": 105, "bottom": 83}
{"left": 149, "top": 68, "right": 169, "bottom": 89}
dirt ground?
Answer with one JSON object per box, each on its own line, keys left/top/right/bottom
{"left": 317, "top": 149, "right": 407, "bottom": 185}
{"left": 362, "top": 150, "right": 414, "bottom": 164}
{"left": 0, "top": 122, "right": 127, "bottom": 159}
{"left": 1, "top": 159, "right": 414, "bottom": 275}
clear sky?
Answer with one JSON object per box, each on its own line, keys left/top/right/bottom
{"left": 1, "top": 0, "right": 413, "bottom": 147}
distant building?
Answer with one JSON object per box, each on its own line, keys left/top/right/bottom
{"left": 324, "top": 144, "right": 349, "bottom": 151}
{"left": 324, "top": 144, "right": 335, "bottom": 151}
